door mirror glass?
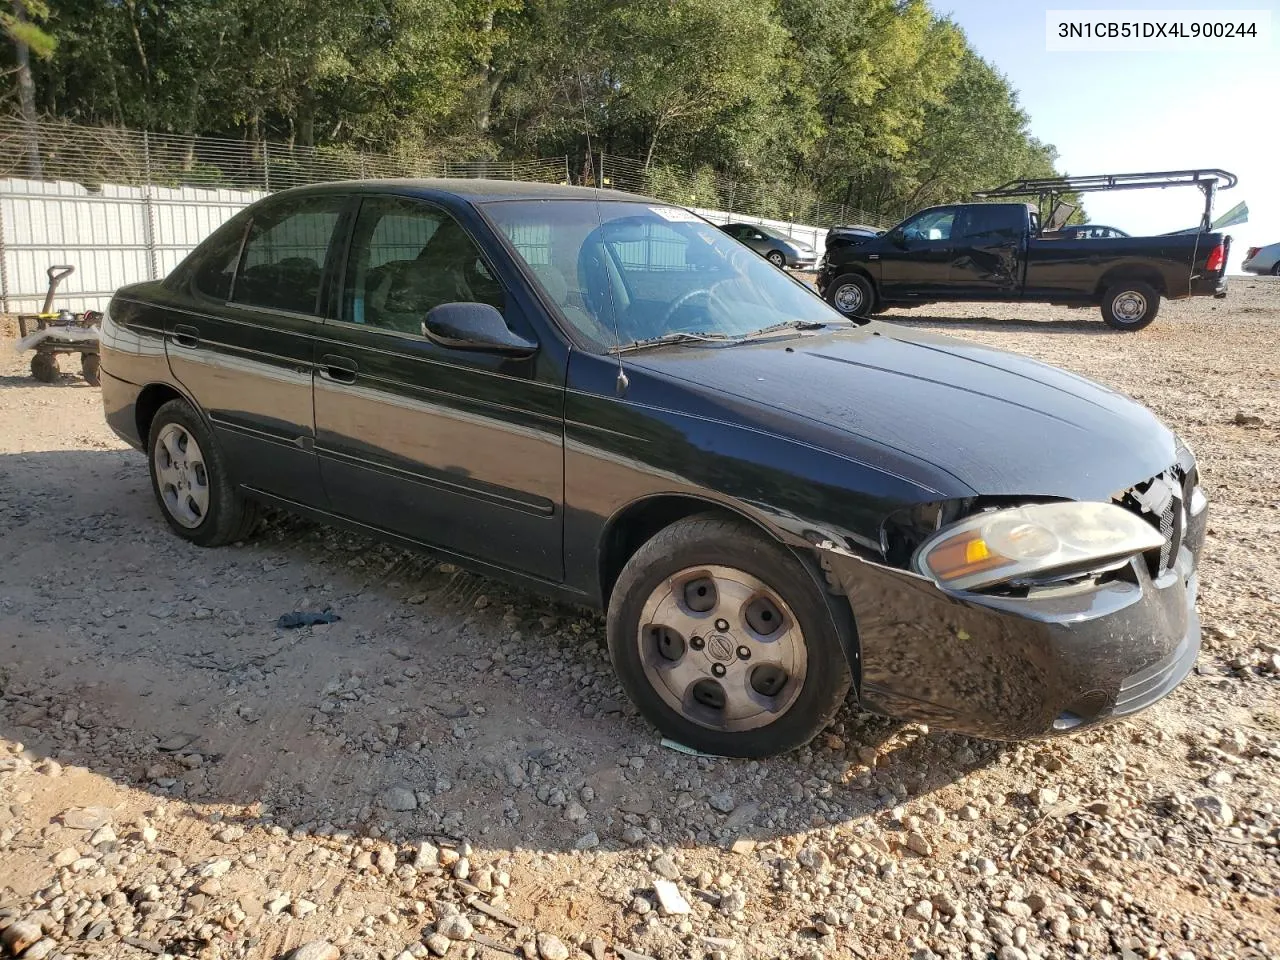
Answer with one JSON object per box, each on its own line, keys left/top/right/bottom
{"left": 422, "top": 302, "right": 538, "bottom": 356}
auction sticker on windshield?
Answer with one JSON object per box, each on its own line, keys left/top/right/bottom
{"left": 650, "top": 206, "right": 702, "bottom": 223}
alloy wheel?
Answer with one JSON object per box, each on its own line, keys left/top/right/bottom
{"left": 637, "top": 565, "right": 807, "bottom": 732}
{"left": 153, "top": 422, "right": 211, "bottom": 528}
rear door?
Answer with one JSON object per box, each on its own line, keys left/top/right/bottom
{"left": 312, "top": 194, "right": 565, "bottom": 579}
{"left": 948, "top": 205, "right": 1025, "bottom": 298}
{"left": 164, "top": 195, "right": 345, "bottom": 505}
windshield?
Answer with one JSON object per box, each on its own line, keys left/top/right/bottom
{"left": 483, "top": 200, "right": 840, "bottom": 350}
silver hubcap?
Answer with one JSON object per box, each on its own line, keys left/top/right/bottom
{"left": 833, "top": 282, "right": 863, "bottom": 313}
{"left": 153, "top": 423, "right": 210, "bottom": 528}
{"left": 637, "top": 565, "right": 807, "bottom": 732}
{"left": 1113, "top": 290, "right": 1147, "bottom": 323}
{"left": 768, "top": 253, "right": 785, "bottom": 267}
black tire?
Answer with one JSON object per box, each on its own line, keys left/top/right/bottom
{"left": 825, "top": 272, "right": 876, "bottom": 318}
{"left": 765, "top": 250, "right": 787, "bottom": 268}
{"left": 606, "top": 514, "right": 852, "bottom": 758}
{"left": 1271, "top": 262, "right": 1280, "bottom": 277}
{"left": 1100, "top": 281, "right": 1160, "bottom": 331}
{"left": 81, "top": 352, "right": 101, "bottom": 387}
{"left": 30, "top": 352, "right": 59, "bottom": 383}
{"left": 147, "top": 398, "right": 259, "bottom": 547}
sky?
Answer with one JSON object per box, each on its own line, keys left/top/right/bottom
{"left": 936, "top": 0, "right": 1279, "bottom": 272}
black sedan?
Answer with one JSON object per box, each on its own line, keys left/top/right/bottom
{"left": 99, "top": 180, "right": 1205, "bottom": 758}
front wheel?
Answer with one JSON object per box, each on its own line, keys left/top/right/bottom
{"left": 1271, "top": 262, "right": 1280, "bottom": 277}
{"left": 147, "top": 398, "right": 259, "bottom": 546}
{"left": 766, "top": 250, "right": 787, "bottom": 269}
{"left": 30, "top": 352, "right": 59, "bottom": 382}
{"left": 1100, "top": 281, "right": 1160, "bottom": 331}
{"left": 606, "top": 514, "right": 852, "bottom": 758}
{"left": 825, "top": 273, "right": 876, "bottom": 317}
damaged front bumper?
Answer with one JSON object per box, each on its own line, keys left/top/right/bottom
{"left": 818, "top": 508, "right": 1205, "bottom": 740}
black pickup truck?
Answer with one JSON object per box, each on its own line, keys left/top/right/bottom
{"left": 816, "top": 201, "right": 1229, "bottom": 330}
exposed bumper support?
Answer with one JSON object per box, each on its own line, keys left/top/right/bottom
{"left": 817, "top": 509, "right": 1204, "bottom": 740}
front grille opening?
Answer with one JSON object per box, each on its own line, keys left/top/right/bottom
{"left": 1116, "top": 467, "right": 1186, "bottom": 578}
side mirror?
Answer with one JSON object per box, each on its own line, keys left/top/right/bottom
{"left": 422, "top": 302, "right": 538, "bottom": 357}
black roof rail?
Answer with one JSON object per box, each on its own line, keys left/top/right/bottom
{"left": 973, "top": 169, "right": 1237, "bottom": 232}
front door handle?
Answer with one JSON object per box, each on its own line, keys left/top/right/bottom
{"left": 170, "top": 323, "right": 200, "bottom": 349}
{"left": 319, "top": 354, "right": 358, "bottom": 384}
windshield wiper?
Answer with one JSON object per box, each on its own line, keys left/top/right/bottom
{"left": 609, "top": 332, "right": 733, "bottom": 354}
{"left": 737, "top": 319, "right": 828, "bottom": 340}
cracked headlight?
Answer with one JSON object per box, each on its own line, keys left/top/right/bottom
{"left": 914, "top": 501, "right": 1164, "bottom": 592}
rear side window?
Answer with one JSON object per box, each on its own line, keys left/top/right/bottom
{"left": 232, "top": 197, "right": 345, "bottom": 314}
{"left": 956, "top": 206, "right": 1024, "bottom": 241}
{"left": 190, "top": 220, "right": 246, "bottom": 301}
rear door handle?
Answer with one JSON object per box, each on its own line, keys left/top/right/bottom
{"left": 319, "top": 354, "right": 358, "bottom": 384}
{"left": 170, "top": 324, "right": 200, "bottom": 349}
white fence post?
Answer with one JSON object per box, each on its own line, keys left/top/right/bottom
{"left": 141, "top": 132, "right": 160, "bottom": 280}
{"left": 0, "top": 194, "right": 9, "bottom": 314}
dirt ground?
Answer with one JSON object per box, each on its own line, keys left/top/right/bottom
{"left": 1, "top": 279, "right": 1278, "bottom": 960}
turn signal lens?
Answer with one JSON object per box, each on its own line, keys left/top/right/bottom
{"left": 915, "top": 501, "right": 1165, "bottom": 592}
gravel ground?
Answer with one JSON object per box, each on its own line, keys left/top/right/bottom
{"left": 1, "top": 279, "right": 1278, "bottom": 960}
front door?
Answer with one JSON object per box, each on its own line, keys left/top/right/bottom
{"left": 163, "top": 195, "right": 343, "bottom": 505}
{"left": 878, "top": 207, "right": 957, "bottom": 300}
{"left": 312, "top": 195, "right": 565, "bottom": 580}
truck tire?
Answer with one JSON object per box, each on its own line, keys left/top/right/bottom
{"left": 826, "top": 273, "right": 876, "bottom": 317}
{"left": 1100, "top": 281, "right": 1159, "bottom": 331}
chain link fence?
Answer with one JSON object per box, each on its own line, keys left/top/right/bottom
{"left": 0, "top": 117, "right": 572, "bottom": 191}
{"left": 1, "top": 117, "right": 900, "bottom": 312}
{"left": 597, "top": 155, "right": 896, "bottom": 231}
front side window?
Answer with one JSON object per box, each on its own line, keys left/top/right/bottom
{"left": 900, "top": 209, "right": 956, "bottom": 242}
{"left": 485, "top": 200, "right": 840, "bottom": 350}
{"left": 343, "top": 197, "right": 505, "bottom": 335}
{"left": 232, "top": 197, "right": 344, "bottom": 314}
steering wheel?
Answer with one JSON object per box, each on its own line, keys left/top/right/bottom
{"left": 657, "top": 279, "right": 732, "bottom": 332}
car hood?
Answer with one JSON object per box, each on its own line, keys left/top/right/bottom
{"left": 626, "top": 323, "right": 1178, "bottom": 500}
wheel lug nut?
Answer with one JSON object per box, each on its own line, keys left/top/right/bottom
{"left": 737, "top": 646, "right": 751, "bottom": 660}
{"left": 690, "top": 636, "right": 705, "bottom": 650}
{"left": 711, "top": 663, "right": 727, "bottom": 678}
{"left": 715, "top": 619, "right": 729, "bottom": 631}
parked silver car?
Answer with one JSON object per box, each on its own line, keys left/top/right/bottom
{"left": 1243, "top": 241, "right": 1280, "bottom": 276}
{"left": 718, "top": 222, "right": 818, "bottom": 269}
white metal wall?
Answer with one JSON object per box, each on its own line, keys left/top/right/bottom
{"left": 0, "top": 178, "right": 828, "bottom": 315}
{"left": 0, "top": 178, "right": 264, "bottom": 313}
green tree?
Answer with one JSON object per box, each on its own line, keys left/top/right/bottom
{"left": 4, "top": 0, "right": 55, "bottom": 175}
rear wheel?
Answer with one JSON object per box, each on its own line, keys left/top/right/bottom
{"left": 826, "top": 273, "right": 876, "bottom": 317}
{"left": 606, "top": 514, "right": 851, "bottom": 758}
{"left": 766, "top": 250, "right": 787, "bottom": 269}
{"left": 147, "top": 398, "right": 259, "bottom": 546}
{"left": 30, "top": 352, "right": 58, "bottom": 382}
{"left": 81, "top": 352, "right": 101, "bottom": 387}
{"left": 1271, "top": 262, "right": 1280, "bottom": 277}
{"left": 1100, "top": 281, "right": 1159, "bottom": 331}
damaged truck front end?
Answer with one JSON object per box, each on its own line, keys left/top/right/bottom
{"left": 813, "top": 448, "right": 1206, "bottom": 740}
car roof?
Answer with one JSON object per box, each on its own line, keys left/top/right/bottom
{"left": 265, "top": 177, "right": 658, "bottom": 206}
